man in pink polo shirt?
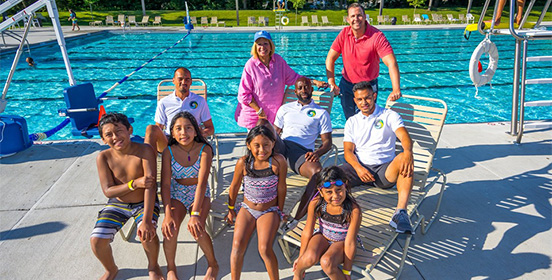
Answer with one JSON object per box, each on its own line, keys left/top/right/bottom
{"left": 326, "top": 2, "right": 402, "bottom": 120}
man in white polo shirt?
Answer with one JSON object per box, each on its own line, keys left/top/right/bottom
{"left": 342, "top": 81, "right": 414, "bottom": 233}
{"left": 272, "top": 77, "right": 333, "bottom": 221}
{"left": 145, "top": 67, "right": 214, "bottom": 153}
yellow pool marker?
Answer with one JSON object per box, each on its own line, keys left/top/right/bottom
{"left": 464, "top": 21, "right": 536, "bottom": 39}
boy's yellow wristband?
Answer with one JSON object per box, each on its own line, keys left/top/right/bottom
{"left": 128, "top": 180, "right": 135, "bottom": 191}
{"left": 190, "top": 211, "right": 200, "bottom": 216}
{"left": 342, "top": 269, "right": 351, "bottom": 275}
{"left": 227, "top": 204, "right": 235, "bottom": 210}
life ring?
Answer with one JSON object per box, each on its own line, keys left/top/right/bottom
{"left": 469, "top": 39, "right": 499, "bottom": 87}
{"left": 281, "top": 16, "right": 289, "bottom": 26}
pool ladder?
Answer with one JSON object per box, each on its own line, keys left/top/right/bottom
{"left": 478, "top": 0, "right": 552, "bottom": 144}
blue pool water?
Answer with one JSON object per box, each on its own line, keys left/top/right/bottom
{"left": 1, "top": 29, "right": 551, "bottom": 140}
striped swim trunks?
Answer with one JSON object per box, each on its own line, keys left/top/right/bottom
{"left": 90, "top": 197, "right": 160, "bottom": 241}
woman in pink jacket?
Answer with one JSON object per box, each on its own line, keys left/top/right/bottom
{"left": 235, "top": 30, "right": 327, "bottom": 129}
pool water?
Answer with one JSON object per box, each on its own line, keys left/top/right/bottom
{"left": 1, "top": 29, "right": 551, "bottom": 140}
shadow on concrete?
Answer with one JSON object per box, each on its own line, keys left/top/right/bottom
{"left": 0, "top": 141, "right": 104, "bottom": 164}
{"left": 434, "top": 139, "right": 552, "bottom": 174}
{"left": 391, "top": 163, "right": 552, "bottom": 279}
{"left": 117, "top": 264, "right": 196, "bottom": 279}
{"left": 0, "top": 221, "right": 67, "bottom": 241}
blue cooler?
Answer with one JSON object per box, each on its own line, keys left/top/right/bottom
{"left": 0, "top": 115, "right": 33, "bottom": 157}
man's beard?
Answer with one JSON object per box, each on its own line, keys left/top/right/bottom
{"left": 297, "top": 94, "right": 311, "bottom": 104}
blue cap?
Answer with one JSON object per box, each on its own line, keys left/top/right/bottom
{"left": 254, "top": 30, "right": 272, "bottom": 42}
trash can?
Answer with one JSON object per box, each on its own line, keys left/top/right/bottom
{"left": 391, "top": 17, "right": 397, "bottom": 25}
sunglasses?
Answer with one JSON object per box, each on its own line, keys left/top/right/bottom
{"left": 322, "top": 179, "right": 344, "bottom": 188}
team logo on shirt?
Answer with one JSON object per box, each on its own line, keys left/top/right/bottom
{"left": 307, "top": 110, "right": 316, "bottom": 117}
{"left": 374, "top": 119, "right": 384, "bottom": 129}
{"left": 189, "top": 101, "right": 198, "bottom": 109}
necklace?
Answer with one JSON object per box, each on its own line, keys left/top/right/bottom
{"left": 181, "top": 142, "right": 195, "bottom": 161}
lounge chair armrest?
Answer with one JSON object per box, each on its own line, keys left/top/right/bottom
{"left": 99, "top": 96, "right": 128, "bottom": 100}
{"left": 58, "top": 108, "right": 97, "bottom": 116}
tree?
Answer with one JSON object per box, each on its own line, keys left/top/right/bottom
{"left": 83, "top": 0, "right": 100, "bottom": 17}
{"left": 289, "top": 0, "right": 306, "bottom": 25}
{"left": 407, "top": 0, "right": 425, "bottom": 15}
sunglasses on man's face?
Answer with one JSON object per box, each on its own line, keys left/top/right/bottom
{"left": 322, "top": 179, "right": 344, "bottom": 188}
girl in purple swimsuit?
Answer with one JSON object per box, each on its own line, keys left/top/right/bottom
{"left": 293, "top": 166, "right": 361, "bottom": 280}
{"left": 160, "top": 112, "right": 219, "bottom": 280}
{"left": 225, "top": 125, "right": 288, "bottom": 280}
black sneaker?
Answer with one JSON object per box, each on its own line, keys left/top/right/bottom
{"left": 389, "top": 209, "right": 414, "bottom": 234}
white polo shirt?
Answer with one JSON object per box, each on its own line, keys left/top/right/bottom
{"left": 274, "top": 100, "right": 332, "bottom": 150}
{"left": 154, "top": 91, "right": 212, "bottom": 135}
{"left": 343, "top": 104, "right": 404, "bottom": 165}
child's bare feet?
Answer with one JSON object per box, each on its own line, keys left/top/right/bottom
{"left": 148, "top": 264, "right": 164, "bottom": 280}
{"left": 203, "top": 263, "right": 219, "bottom": 280}
{"left": 99, "top": 267, "right": 118, "bottom": 280}
{"left": 167, "top": 269, "right": 178, "bottom": 280}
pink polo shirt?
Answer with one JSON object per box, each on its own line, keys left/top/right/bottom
{"left": 331, "top": 23, "right": 394, "bottom": 83}
{"left": 235, "top": 53, "right": 301, "bottom": 129}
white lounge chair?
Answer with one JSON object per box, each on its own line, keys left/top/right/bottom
{"left": 301, "top": 16, "right": 309, "bottom": 26}
{"left": 321, "top": 15, "right": 331, "bottom": 25}
{"left": 105, "top": 15, "right": 115, "bottom": 26}
{"left": 447, "top": 14, "right": 459, "bottom": 23}
{"left": 138, "top": 15, "right": 149, "bottom": 26}
{"left": 279, "top": 95, "right": 448, "bottom": 279}
{"left": 311, "top": 15, "right": 320, "bottom": 26}
{"left": 211, "top": 16, "right": 225, "bottom": 27}
{"left": 402, "top": 15, "right": 411, "bottom": 24}
{"left": 466, "top": 13, "right": 475, "bottom": 24}
{"left": 413, "top": 14, "right": 422, "bottom": 24}
{"left": 128, "top": 15, "right": 137, "bottom": 26}
{"left": 189, "top": 16, "right": 197, "bottom": 25}
{"left": 200, "top": 16, "right": 208, "bottom": 27}
{"left": 247, "top": 16, "right": 257, "bottom": 26}
{"left": 117, "top": 14, "right": 125, "bottom": 26}
{"left": 153, "top": 16, "right": 162, "bottom": 26}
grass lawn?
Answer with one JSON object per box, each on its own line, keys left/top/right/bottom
{"left": 34, "top": 7, "right": 551, "bottom": 27}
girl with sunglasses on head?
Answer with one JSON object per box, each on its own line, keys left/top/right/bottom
{"left": 293, "top": 166, "right": 361, "bottom": 280}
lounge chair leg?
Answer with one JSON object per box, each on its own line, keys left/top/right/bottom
{"left": 395, "top": 233, "right": 413, "bottom": 279}
{"left": 420, "top": 169, "right": 447, "bottom": 234}
{"left": 119, "top": 217, "right": 137, "bottom": 242}
{"left": 278, "top": 237, "right": 293, "bottom": 264}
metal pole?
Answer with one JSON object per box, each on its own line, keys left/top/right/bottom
{"left": 141, "top": 0, "right": 146, "bottom": 16}
{"left": 510, "top": 39, "right": 521, "bottom": 135}
{"left": 515, "top": 39, "right": 528, "bottom": 144}
{"left": 1, "top": 14, "right": 33, "bottom": 104}
{"left": 236, "top": 0, "right": 239, "bottom": 26}
{"left": 379, "top": 0, "right": 384, "bottom": 16}
{"left": 45, "top": 0, "right": 76, "bottom": 86}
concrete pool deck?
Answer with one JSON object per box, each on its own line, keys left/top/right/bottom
{"left": 1, "top": 22, "right": 551, "bottom": 279}
{"left": 1, "top": 123, "right": 551, "bottom": 279}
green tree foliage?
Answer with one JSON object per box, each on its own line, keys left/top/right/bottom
{"left": 407, "top": 0, "right": 426, "bottom": 14}
{"left": 289, "top": 0, "right": 306, "bottom": 25}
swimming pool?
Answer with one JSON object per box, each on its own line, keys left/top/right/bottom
{"left": 1, "top": 29, "right": 551, "bottom": 140}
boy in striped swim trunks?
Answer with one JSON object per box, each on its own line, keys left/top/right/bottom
{"left": 90, "top": 113, "right": 163, "bottom": 280}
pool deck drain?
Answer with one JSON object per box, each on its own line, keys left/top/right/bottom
{"left": 1, "top": 124, "right": 550, "bottom": 279}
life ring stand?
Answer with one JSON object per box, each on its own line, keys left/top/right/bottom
{"left": 281, "top": 16, "right": 289, "bottom": 26}
{"left": 469, "top": 38, "right": 499, "bottom": 88}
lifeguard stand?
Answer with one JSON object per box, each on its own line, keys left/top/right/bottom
{"left": 273, "top": 0, "right": 288, "bottom": 30}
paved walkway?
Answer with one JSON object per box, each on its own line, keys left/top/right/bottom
{"left": 1, "top": 123, "right": 550, "bottom": 279}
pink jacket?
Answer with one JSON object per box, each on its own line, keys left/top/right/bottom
{"left": 235, "top": 53, "right": 301, "bottom": 129}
